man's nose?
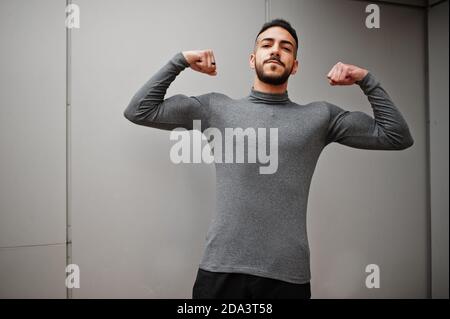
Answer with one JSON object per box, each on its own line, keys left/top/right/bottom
{"left": 270, "top": 45, "right": 281, "bottom": 56}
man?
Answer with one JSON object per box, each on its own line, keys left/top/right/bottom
{"left": 124, "top": 19, "right": 414, "bottom": 299}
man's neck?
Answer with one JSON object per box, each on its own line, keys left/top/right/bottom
{"left": 252, "top": 76, "right": 288, "bottom": 94}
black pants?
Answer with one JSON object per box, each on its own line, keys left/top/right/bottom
{"left": 192, "top": 268, "right": 311, "bottom": 299}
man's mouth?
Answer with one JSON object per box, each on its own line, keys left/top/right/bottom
{"left": 266, "top": 60, "right": 282, "bottom": 66}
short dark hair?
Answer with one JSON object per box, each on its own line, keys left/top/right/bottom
{"left": 255, "top": 18, "right": 298, "bottom": 58}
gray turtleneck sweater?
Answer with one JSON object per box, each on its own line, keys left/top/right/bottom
{"left": 124, "top": 52, "right": 414, "bottom": 284}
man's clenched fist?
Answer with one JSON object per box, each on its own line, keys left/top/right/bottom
{"left": 327, "top": 62, "right": 368, "bottom": 86}
{"left": 182, "top": 49, "right": 217, "bottom": 76}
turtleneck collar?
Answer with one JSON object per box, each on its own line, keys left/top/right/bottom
{"left": 247, "top": 86, "right": 291, "bottom": 104}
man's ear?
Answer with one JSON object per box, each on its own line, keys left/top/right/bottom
{"left": 291, "top": 59, "right": 299, "bottom": 75}
{"left": 249, "top": 53, "right": 255, "bottom": 69}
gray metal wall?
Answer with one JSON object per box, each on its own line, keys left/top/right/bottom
{"left": 428, "top": 0, "right": 449, "bottom": 299}
{"left": 0, "top": 0, "right": 444, "bottom": 298}
{"left": 0, "top": 0, "right": 67, "bottom": 298}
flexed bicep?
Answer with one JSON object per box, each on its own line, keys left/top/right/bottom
{"left": 127, "top": 93, "right": 210, "bottom": 131}
{"left": 326, "top": 106, "right": 398, "bottom": 149}
{"left": 124, "top": 51, "right": 213, "bottom": 131}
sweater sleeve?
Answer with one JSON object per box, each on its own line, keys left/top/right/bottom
{"left": 325, "top": 72, "right": 414, "bottom": 150}
{"left": 124, "top": 52, "right": 212, "bottom": 131}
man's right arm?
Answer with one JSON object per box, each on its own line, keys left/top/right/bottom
{"left": 123, "top": 51, "right": 213, "bottom": 131}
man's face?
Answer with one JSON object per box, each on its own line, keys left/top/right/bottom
{"left": 250, "top": 26, "right": 299, "bottom": 86}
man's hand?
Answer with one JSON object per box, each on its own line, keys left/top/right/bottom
{"left": 182, "top": 49, "right": 217, "bottom": 76}
{"left": 327, "top": 62, "right": 368, "bottom": 86}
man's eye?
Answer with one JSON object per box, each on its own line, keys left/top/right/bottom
{"left": 262, "top": 45, "right": 270, "bottom": 48}
{"left": 284, "top": 48, "right": 291, "bottom": 51}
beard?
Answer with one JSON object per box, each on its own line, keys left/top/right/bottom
{"left": 255, "top": 57, "right": 293, "bottom": 85}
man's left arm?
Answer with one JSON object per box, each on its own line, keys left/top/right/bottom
{"left": 325, "top": 62, "right": 414, "bottom": 150}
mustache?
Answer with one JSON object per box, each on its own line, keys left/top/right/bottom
{"left": 265, "top": 58, "right": 284, "bottom": 66}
